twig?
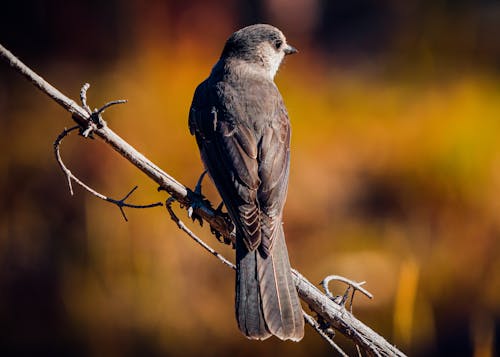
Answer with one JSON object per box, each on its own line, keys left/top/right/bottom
{"left": 78, "top": 83, "right": 127, "bottom": 137}
{"left": 321, "top": 275, "right": 373, "bottom": 313}
{"left": 0, "top": 43, "right": 406, "bottom": 357}
{"left": 303, "top": 312, "right": 348, "bottom": 356}
{"left": 80, "top": 83, "right": 92, "bottom": 113}
{"left": 53, "top": 126, "right": 162, "bottom": 221}
{"left": 165, "top": 197, "right": 235, "bottom": 270}
{"left": 322, "top": 275, "right": 373, "bottom": 300}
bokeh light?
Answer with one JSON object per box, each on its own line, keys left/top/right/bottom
{"left": 1, "top": 1, "right": 499, "bottom": 356}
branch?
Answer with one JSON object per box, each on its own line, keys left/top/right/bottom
{"left": 321, "top": 275, "right": 374, "bottom": 313}
{"left": 165, "top": 197, "right": 235, "bottom": 271}
{"left": 0, "top": 43, "right": 231, "bottom": 239}
{"left": 53, "top": 126, "right": 163, "bottom": 221}
{"left": 0, "top": 43, "right": 406, "bottom": 357}
{"left": 303, "top": 312, "right": 348, "bottom": 356}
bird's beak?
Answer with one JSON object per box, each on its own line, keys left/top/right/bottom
{"left": 284, "top": 44, "right": 298, "bottom": 55}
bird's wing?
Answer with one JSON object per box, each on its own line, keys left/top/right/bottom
{"left": 189, "top": 80, "right": 263, "bottom": 251}
{"left": 256, "top": 96, "right": 291, "bottom": 256}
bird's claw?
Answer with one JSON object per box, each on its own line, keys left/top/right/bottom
{"left": 193, "top": 170, "right": 208, "bottom": 195}
{"left": 209, "top": 201, "right": 233, "bottom": 245}
{"left": 215, "top": 201, "right": 225, "bottom": 214}
{"left": 186, "top": 170, "right": 210, "bottom": 226}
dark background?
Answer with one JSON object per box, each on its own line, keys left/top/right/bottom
{"left": 1, "top": 1, "right": 499, "bottom": 356}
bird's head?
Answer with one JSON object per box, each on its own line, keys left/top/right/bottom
{"left": 220, "top": 24, "right": 297, "bottom": 79}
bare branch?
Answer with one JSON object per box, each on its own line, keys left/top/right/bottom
{"left": 303, "top": 312, "right": 349, "bottom": 356}
{"left": 321, "top": 275, "right": 374, "bottom": 314}
{"left": 322, "top": 275, "right": 373, "bottom": 301}
{"left": 77, "top": 83, "right": 127, "bottom": 137}
{"left": 53, "top": 126, "right": 162, "bottom": 221}
{"left": 1, "top": 43, "right": 406, "bottom": 357}
{"left": 294, "top": 269, "right": 404, "bottom": 356}
{"left": 80, "top": 83, "right": 92, "bottom": 112}
{"left": 165, "top": 197, "right": 235, "bottom": 270}
{"left": 97, "top": 99, "right": 128, "bottom": 115}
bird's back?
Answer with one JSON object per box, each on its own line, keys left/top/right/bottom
{"left": 188, "top": 24, "right": 304, "bottom": 341}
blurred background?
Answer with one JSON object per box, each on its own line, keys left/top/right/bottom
{"left": 1, "top": 1, "right": 499, "bottom": 356}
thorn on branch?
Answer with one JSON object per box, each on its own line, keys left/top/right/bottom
{"left": 96, "top": 99, "right": 128, "bottom": 115}
{"left": 80, "top": 83, "right": 91, "bottom": 113}
{"left": 321, "top": 275, "right": 373, "bottom": 312}
{"left": 78, "top": 82, "right": 127, "bottom": 138}
{"left": 54, "top": 126, "right": 162, "bottom": 221}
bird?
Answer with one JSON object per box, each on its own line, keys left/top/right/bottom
{"left": 188, "top": 24, "right": 304, "bottom": 341}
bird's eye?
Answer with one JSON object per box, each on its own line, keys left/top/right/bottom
{"left": 274, "top": 40, "right": 283, "bottom": 49}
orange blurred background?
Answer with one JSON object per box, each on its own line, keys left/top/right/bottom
{"left": 1, "top": 1, "right": 499, "bottom": 356}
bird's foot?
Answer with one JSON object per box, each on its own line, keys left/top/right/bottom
{"left": 208, "top": 200, "right": 233, "bottom": 245}
{"left": 186, "top": 170, "right": 210, "bottom": 226}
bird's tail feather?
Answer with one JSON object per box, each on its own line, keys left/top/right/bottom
{"left": 235, "top": 241, "right": 271, "bottom": 339}
{"left": 235, "top": 226, "right": 304, "bottom": 341}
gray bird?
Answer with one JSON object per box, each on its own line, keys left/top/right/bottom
{"left": 189, "top": 24, "right": 304, "bottom": 341}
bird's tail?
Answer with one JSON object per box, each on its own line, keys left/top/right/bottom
{"left": 235, "top": 225, "right": 304, "bottom": 341}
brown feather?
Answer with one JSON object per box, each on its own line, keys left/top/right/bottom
{"left": 188, "top": 25, "right": 304, "bottom": 340}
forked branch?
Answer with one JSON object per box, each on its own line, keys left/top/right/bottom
{"left": 53, "top": 122, "right": 162, "bottom": 221}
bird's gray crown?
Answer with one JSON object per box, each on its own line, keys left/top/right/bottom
{"left": 221, "top": 24, "right": 285, "bottom": 61}
{"left": 219, "top": 24, "right": 296, "bottom": 79}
